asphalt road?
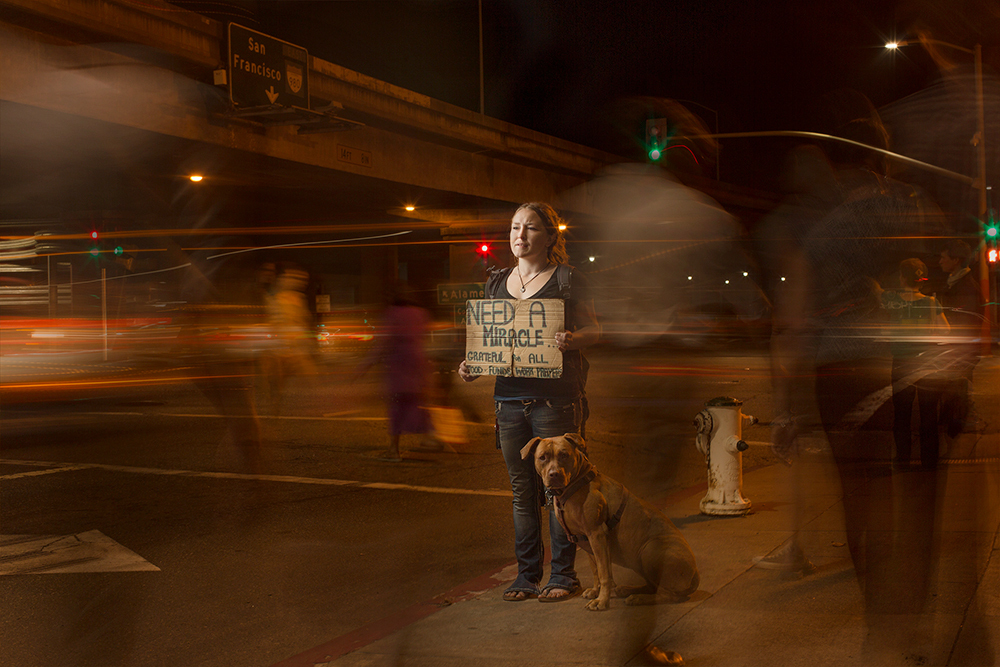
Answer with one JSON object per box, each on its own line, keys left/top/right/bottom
{"left": 0, "top": 345, "right": 779, "bottom": 667}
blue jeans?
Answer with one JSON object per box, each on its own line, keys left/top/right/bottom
{"left": 496, "top": 397, "right": 582, "bottom": 593}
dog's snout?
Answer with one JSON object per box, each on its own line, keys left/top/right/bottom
{"left": 545, "top": 467, "right": 566, "bottom": 486}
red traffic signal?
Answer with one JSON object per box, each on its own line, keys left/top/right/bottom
{"left": 476, "top": 242, "right": 491, "bottom": 257}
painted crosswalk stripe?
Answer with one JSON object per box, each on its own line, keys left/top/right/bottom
{"left": 0, "top": 464, "right": 93, "bottom": 480}
{"left": 0, "top": 530, "right": 160, "bottom": 575}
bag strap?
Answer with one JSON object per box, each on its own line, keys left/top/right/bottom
{"left": 556, "top": 264, "right": 572, "bottom": 300}
{"left": 485, "top": 266, "right": 510, "bottom": 298}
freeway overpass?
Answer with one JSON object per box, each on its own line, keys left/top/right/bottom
{"left": 0, "top": 0, "right": 623, "bottom": 306}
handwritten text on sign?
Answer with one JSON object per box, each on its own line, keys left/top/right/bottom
{"left": 465, "top": 299, "right": 563, "bottom": 378}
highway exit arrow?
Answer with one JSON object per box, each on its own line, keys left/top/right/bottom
{"left": 228, "top": 23, "right": 309, "bottom": 109}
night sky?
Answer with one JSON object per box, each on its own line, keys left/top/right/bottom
{"left": 244, "top": 0, "right": 993, "bottom": 187}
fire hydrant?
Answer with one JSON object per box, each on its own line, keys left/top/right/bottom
{"left": 694, "top": 396, "right": 756, "bottom": 516}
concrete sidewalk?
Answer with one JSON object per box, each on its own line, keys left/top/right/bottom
{"left": 276, "top": 365, "right": 1000, "bottom": 667}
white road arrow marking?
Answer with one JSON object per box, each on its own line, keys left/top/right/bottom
{"left": 265, "top": 85, "right": 278, "bottom": 103}
{"left": 0, "top": 530, "right": 160, "bottom": 575}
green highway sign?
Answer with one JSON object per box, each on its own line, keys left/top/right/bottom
{"left": 437, "top": 283, "right": 485, "bottom": 306}
{"left": 228, "top": 23, "right": 309, "bottom": 109}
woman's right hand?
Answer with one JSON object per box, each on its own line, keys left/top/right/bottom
{"left": 458, "top": 360, "right": 478, "bottom": 383}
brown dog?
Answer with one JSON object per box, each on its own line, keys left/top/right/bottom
{"left": 521, "top": 433, "right": 699, "bottom": 611}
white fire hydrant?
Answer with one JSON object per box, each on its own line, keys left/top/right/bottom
{"left": 694, "top": 396, "right": 756, "bottom": 516}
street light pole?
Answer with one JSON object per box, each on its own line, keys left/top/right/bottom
{"left": 478, "top": 0, "right": 485, "bottom": 115}
{"left": 972, "top": 44, "right": 992, "bottom": 341}
{"left": 887, "top": 39, "right": 992, "bottom": 342}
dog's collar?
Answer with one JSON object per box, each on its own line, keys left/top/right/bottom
{"left": 550, "top": 462, "right": 629, "bottom": 545}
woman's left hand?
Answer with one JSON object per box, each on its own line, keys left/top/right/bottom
{"left": 554, "top": 330, "right": 573, "bottom": 351}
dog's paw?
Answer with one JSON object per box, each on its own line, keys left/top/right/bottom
{"left": 582, "top": 587, "right": 598, "bottom": 599}
{"left": 624, "top": 593, "right": 658, "bottom": 606}
{"left": 585, "top": 597, "right": 610, "bottom": 611}
{"left": 611, "top": 585, "right": 632, "bottom": 598}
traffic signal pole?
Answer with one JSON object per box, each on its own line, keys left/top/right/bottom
{"left": 102, "top": 268, "right": 108, "bottom": 362}
{"left": 973, "top": 44, "right": 994, "bottom": 352}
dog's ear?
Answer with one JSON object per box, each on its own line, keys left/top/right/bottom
{"left": 563, "top": 432, "right": 587, "bottom": 453}
{"left": 520, "top": 437, "right": 543, "bottom": 461}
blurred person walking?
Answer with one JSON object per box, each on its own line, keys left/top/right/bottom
{"left": 358, "top": 287, "right": 434, "bottom": 462}
{"left": 178, "top": 244, "right": 263, "bottom": 475}
{"left": 764, "top": 92, "right": 954, "bottom": 661}
{"left": 936, "top": 239, "right": 986, "bottom": 434}
{"left": 558, "top": 98, "right": 762, "bottom": 661}
{"left": 881, "top": 258, "right": 950, "bottom": 470}
{"left": 263, "top": 264, "right": 318, "bottom": 414}
{"left": 459, "top": 202, "right": 600, "bottom": 602}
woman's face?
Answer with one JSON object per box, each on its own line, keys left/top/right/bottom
{"left": 510, "top": 208, "right": 552, "bottom": 262}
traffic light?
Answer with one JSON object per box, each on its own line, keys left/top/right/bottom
{"left": 985, "top": 215, "right": 998, "bottom": 263}
{"left": 114, "top": 244, "right": 136, "bottom": 270}
{"left": 646, "top": 118, "right": 668, "bottom": 162}
{"left": 475, "top": 241, "right": 492, "bottom": 268}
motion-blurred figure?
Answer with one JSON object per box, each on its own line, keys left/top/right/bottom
{"left": 559, "top": 98, "right": 768, "bottom": 351}
{"left": 557, "top": 98, "right": 764, "bottom": 663}
{"left": 357, "top": 287, "right": 433, "bottom": 461}
{"left": 766, "top": 91, "right": 974, "bottom": 662}
{"left": 881, "top": 258, "right": 950, "bottom": 470}
{"left": 935, "top": 239, "right": 986, "bottom": 434}
{"left": 178, "top": 244, "right": 263, "bottom": 475}
{"left": 263, "top": 263, "right": 318, "bottom": 414}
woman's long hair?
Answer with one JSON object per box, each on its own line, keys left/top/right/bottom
{"left": 514, "top": 202, "right": 570, "bottom": 265}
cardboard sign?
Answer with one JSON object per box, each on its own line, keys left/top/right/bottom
{"left": 465, "top": 299, "right": 563, "bottom": 378}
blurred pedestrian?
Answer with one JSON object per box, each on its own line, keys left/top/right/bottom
{"left": 558, "top": 98, "right": 760, "bottom": 661}
{"left": 358, "top": 287, "right": 434, "bottom": 462}
{"left": 263, "top": 264, "right": 318, "bottom": 414}
{"left": 559, "top": 98, "right": 768, "bottom": 350}
{"left": 936, "top": 239, "right": 986, "bottom": 434}
{"left": 177, "top": 244, "right": 263, "bottom": 475}
{"left": 458, "top": 202, "right": 600, "bottom": 602}
{"left": 766, "top": 94, "right": 955, "bottom": 660}
{"left": 881, "top": 258, "right": 950, "bottom": 470}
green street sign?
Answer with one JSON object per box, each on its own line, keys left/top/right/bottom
{"left": 228, "top": 23, "right": 309, "bottom": 109}
{"left": 437, "top": 283, "right": 485, "bottom": 306}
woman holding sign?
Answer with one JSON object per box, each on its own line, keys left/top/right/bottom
{"left": 459, "top": 202, "right": 600, "bottom": 602}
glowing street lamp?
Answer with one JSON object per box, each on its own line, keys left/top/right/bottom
{"left": 887, "top": 37, "right": 992, "bottom": 334}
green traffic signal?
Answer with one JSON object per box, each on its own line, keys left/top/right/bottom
{"left": 646, "top": 118, "right": 668, "bottom": 163}
{"left": 114, "top": 246, "right": 124, "bottom": 255}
